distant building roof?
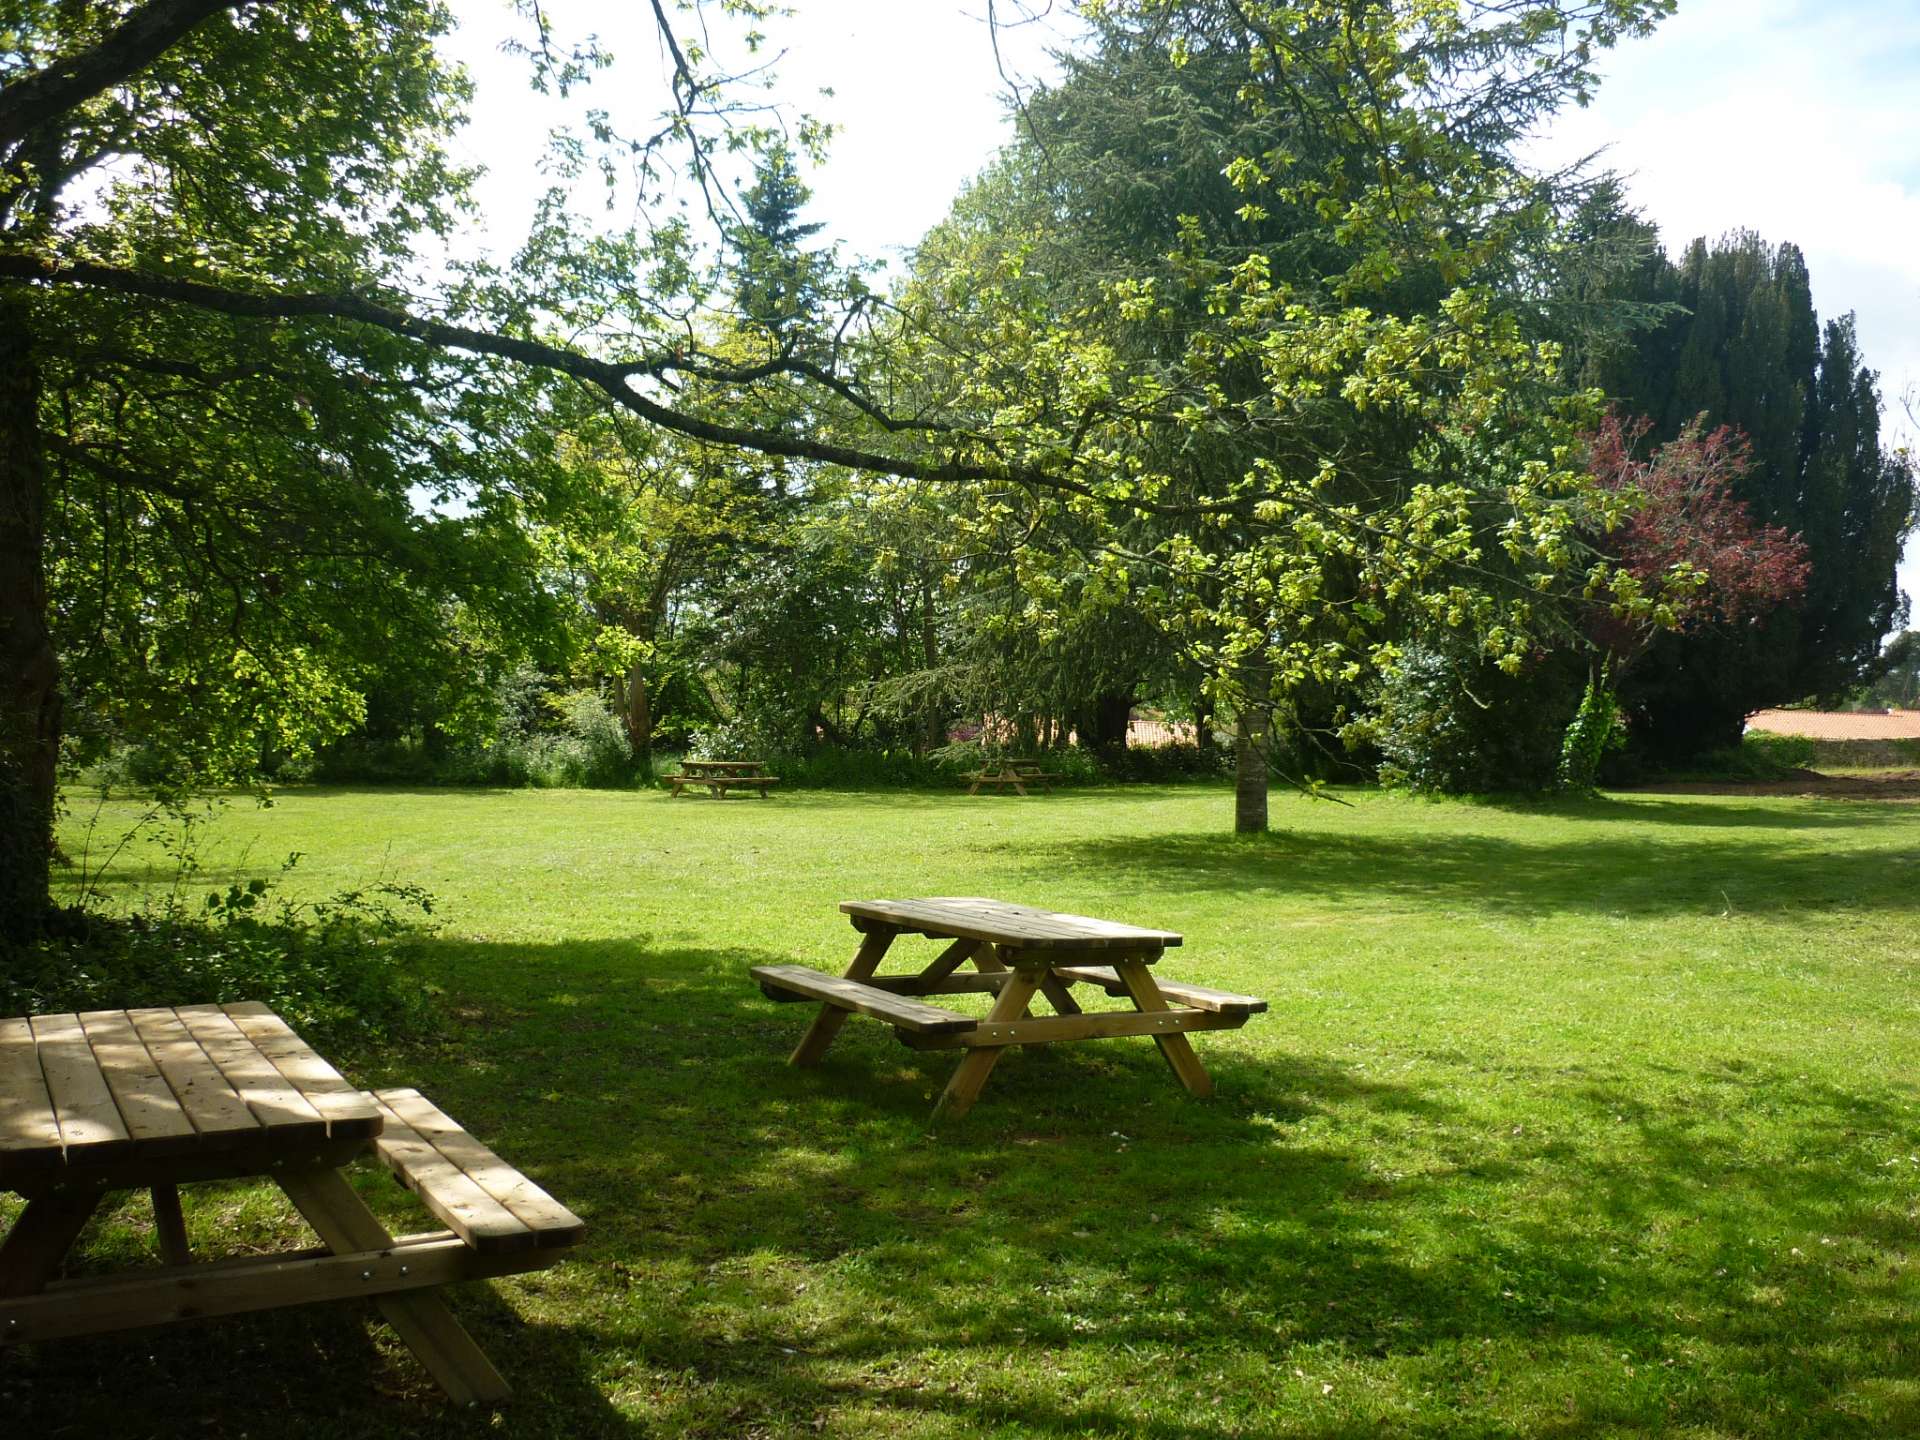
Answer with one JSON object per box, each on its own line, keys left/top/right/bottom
{"left": 1746, "top": 709, "right": 1920, "bottom": 740}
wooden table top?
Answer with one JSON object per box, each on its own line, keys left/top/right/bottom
{"left": 840, "top": 897, "right": 1183, "bottom": 950}
{"left": 0, "top": 1002, "right": 381, "bottom": 1189}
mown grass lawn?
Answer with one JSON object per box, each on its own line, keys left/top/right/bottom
{"left": 12, "top": 782, "right": 1920, "bottom": 1438}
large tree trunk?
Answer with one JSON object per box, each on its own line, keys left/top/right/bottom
{"left": 0, "top": 299, "right": 57, "bottom": 943}
{"left": 917, "top": 577, "right": 942, "bottom": 755}
{"left": 1233, "top": 702, "right": 1270, "bottom": 835}
{"left": 1093, "top": 690, "right": 1133, "bottom": 751}
{"left": 1068, "top": 688, "right": 1135, "bottom": 753}
{"left": 616, "top": 660, "right": 653, "bottom": 771}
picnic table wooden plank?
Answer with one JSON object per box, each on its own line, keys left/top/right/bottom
{"left": 1110, "top": 958, "right": 1214, "bottom": 1098}
{"left": 902, "top": 1006, "right": 1244, "bottom": 1049}
{"left": 933, "top": 969, "right": 1042, "bottom": 1120}
{"left": 0, "top": 1017, "right": 61, "bottom": 1181}
{"left": 27, "top": 1013, "right": 131, "bottom": 1165}
{"left": 220, "top": 1003, "right": 382, "bottom": 1139}
{"left": 75, "top": 1011, "right": 198, "bottom": 1153}
{"left": 173, "top": 1005, "right": 328, "bottom": 1140}
{"left": 840, "top": 897, "right": 1182, "bottom": 950}
{"left": 752, "top": 964, "right": 978, "bottom": 1034}
{"left": 376, "top": 1089, "right": 584, "bottom": 1248}
{"left": 125, "top": 1008, "right": 264, "bottom": 1145}
{"left": 787, "top": 928, "right": 895, "bottom": 1065}
{"left": 1051, "top": 966, "right": 1269, "bottom": 1017}
{"left": 364, "top": 1093, "right": 537, "bottom": 1254}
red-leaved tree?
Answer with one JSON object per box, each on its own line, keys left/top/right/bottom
{"left": 1587, "top": 412, "right": 1812, "bottom": 660}
{"left": 1556, "top": 412, "right": 1811, "bottom": 789}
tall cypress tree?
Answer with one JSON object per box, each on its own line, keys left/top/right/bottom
{"left": 1595, "top": 232, "right": 1916, "bottom": 757}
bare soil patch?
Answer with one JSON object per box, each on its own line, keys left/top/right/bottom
{"left": 1627, "top": 769, "right": 1920, "bottom": 801}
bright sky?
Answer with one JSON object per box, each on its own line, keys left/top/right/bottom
{"left": 444, "top": 1, "right": 1072, "bottom": 269}
{"left": 443, "top": 0, "right": 1920, "bottom": 615}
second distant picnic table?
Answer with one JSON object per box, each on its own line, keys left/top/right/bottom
{"left": 666, "top": 759, "right": 780, "bottom": 799}
{"left": 965, "top": 759, "right": 1057, "bottom": 796}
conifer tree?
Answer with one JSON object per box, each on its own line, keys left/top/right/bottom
{"left": 1590, "top": 233, "right": 1916, "bottom": 756}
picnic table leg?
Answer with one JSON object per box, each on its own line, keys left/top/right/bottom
{"left": 278, "top": 1165, "right": 511, "bottom": 1407}
{"left": 912, "top": 937, "right": 986, "bottom": 993}
{"left": 1111, "top": 957, "right": 1214, "bottom": 1098}
{"left": 971, "top": 944, "right": 1079, "bottom": 1021}
{"left": 1038, "top": 971, "right": 1082, "bottom": 1016}
{"left": 151, "top": 1183, "right": 191, "bottom": 1265}
{"left": 790, "top": 927, "right": 897, "bottom": 1066}
{"left": 935, "top": 967, "right": 1044, "bottom": 1121}
{"left": 0, "top": 1187, "right": 105, "bottom": 1298}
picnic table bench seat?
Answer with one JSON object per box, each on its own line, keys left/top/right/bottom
{"left": 1049, "top": 965, "right": 1269, "bottom": 1017}
{"left": 754, "top": 964, "right": 977, "bottom": 1031}
{"left": 368, "top": 1088, "right": 585, "bottom": 1255}
{"left": 666, "top": 774, "right": 779, "bottom": 796}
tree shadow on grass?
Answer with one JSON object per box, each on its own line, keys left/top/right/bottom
{"left": 1477, "top": 791, "right": 1916, "bottom": 830}
{"left": 1000, "top": 825, "right": 1920, "bottom": 919}
{"left": 237, "top": 944, "right": 1920, "bottom": 1432}
{"left": 16, "top": 935, "right": 1920, "bottom": 1437}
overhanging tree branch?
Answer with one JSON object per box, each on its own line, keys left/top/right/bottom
{"left": 1, "top": 253, "right": 1600, "bottom": 602}
{"left": 0, "top": 251, "right": 1063, "bottom": 491}
{"left": 0, "top": 0, "right": 243, "bottom": 152}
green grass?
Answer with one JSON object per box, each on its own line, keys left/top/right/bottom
{"left": 13, "top": 783, "right": 1920, "bottom": 1437}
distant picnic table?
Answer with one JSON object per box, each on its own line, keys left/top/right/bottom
{"left": 666, "top": 758, "right": 780, "bottom": 799}
{"left": 752, "top": 897, "right": 1268, "bottom": 1119}
{"left": 0, "top": 1002, "right": 583, "bottom": 1405}
{"left": 965, "top": 758, "right": 1057, "bottom": 796}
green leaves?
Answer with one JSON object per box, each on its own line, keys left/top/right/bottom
{"left": 883, "top": 0, "right": 1667, "bottom": 739}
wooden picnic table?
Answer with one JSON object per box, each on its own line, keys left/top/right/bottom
{"left": 0, "top": 1002, "right": 583, "bottom": 1406}
{"left": 752, "top": 898, "right": 1267, "bottom": 1119}
{"left": 666, "top": 757, "right": 780, "bottom": 798}
{"left": 965, "top": 759, "right": 1058, "bottom": 796}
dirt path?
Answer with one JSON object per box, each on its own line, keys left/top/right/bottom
{"left": 1627, "top": 769, "right": 1920, "bottom": 801}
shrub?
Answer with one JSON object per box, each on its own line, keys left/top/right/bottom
{"left": 8, "top": 869, "right": 437, "bottom": 1052}
{"left": 1097, "top": 741, "right": 1231, "bottom": 783}
{"left": 1679, "top": 732, "right": 1818, "bottom": 780}
{"left": 306, "top": 681, "right": 640, "bottom": 789}
{"left": 1364, "top": 642, "right": 1585, "bottom": 795}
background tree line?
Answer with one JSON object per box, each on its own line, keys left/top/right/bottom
{"left": 7, "top": 0, "right": 1915, "bottom": 945}
{"left": 263, "top": 5, "right": 1913, "bottom": 803}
